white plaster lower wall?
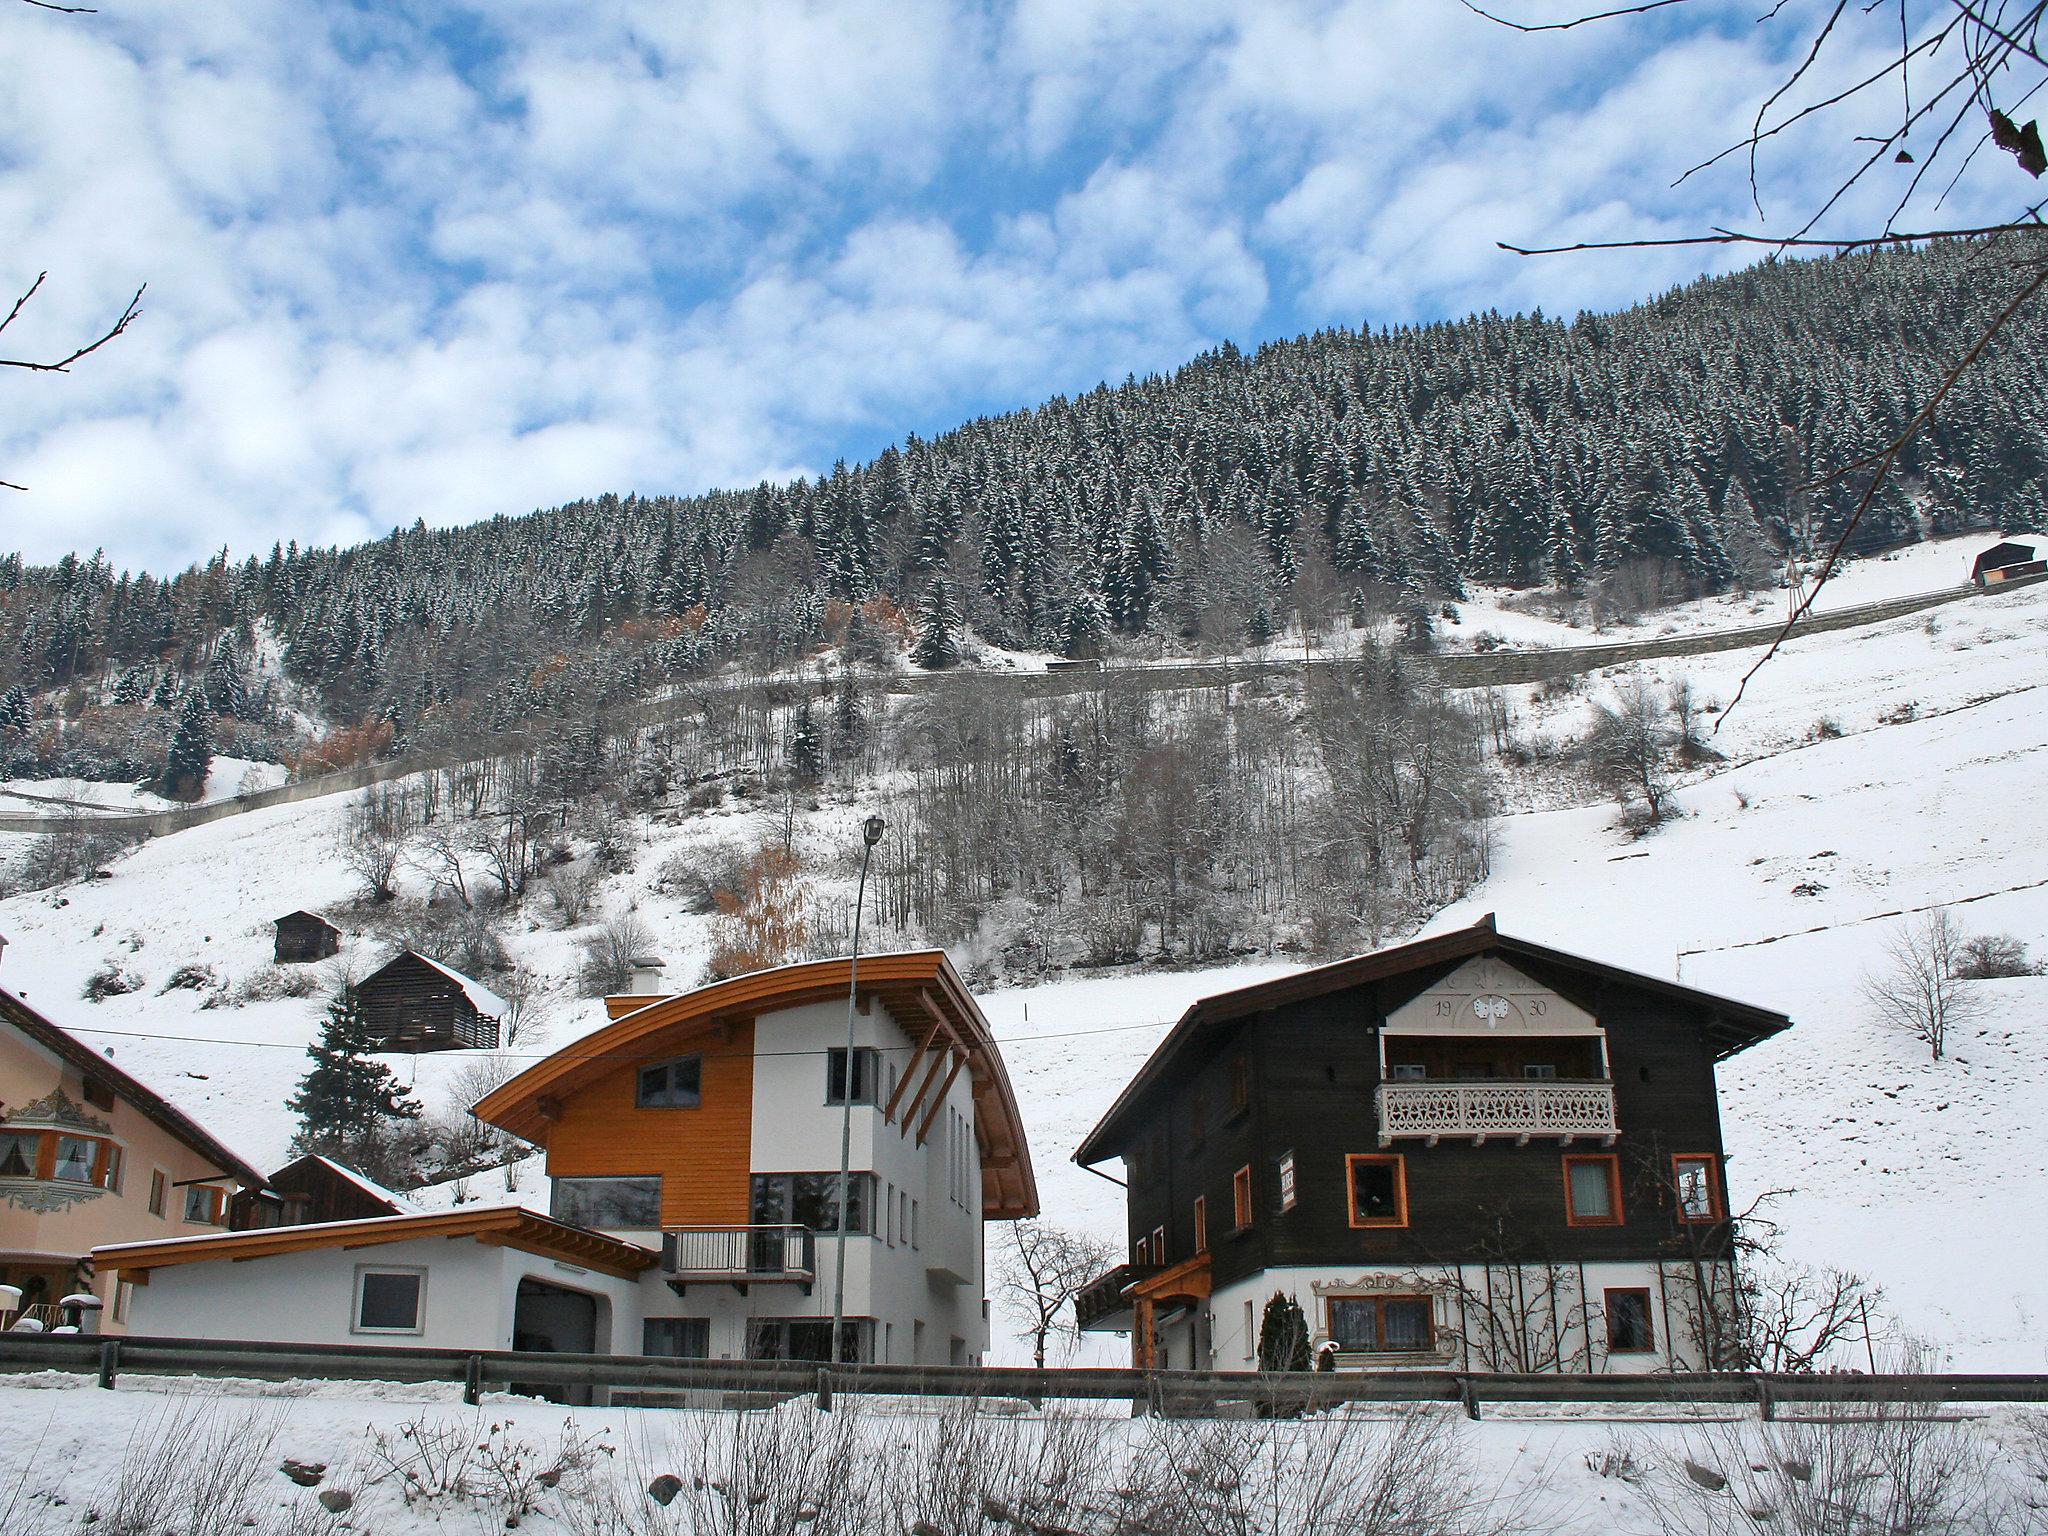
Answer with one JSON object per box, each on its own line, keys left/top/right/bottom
{"left": 122, "top": 1237, "right": 644, "bottom": 1354}
{"left": 1165, "top": 1262, "right": 1722, "bottom": 1375}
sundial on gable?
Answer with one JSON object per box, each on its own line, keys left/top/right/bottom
{"left": 1383, "top": 955, "right": 1599, "bottom": 1037}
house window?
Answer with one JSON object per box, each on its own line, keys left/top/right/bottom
{"left": 1563, "top": 1154, "right": 1623, "bottom": 1227}
{"left": 1327, "top": 1295, "right": 1435, "bottom": 1353}
{"left": 1149, "top": 1225, "right": 1166, "bottom": 1264}
{"left": 1388, "top": 1063, "right": 1427, "bottom": 1082}
{"left": 1346, "top": 1154, "right": 1408, "bottom": 1228}
{"left": 1673, "top": 1154, "right": 1724, "bottom": 1222}
{"left": 750, "top": 1172, "right": 876, "bottom": 1235}
{"left": 148, "top": 1169, "right": 168, "bottom": 1217}
{"left": 1277, "top": 1151, "right": 1297, "bottom": 1211}
{"left": 51, "top": 1136, "right": 98, "bottom": 1184}
{"left": 746, "top": 1317, "right": 871, "bottom": 1364}
{"left": 1523, "top": 1063, "right": 1559, "bottom": 1080}
{"left": 352, "top": 1266, "right": 425, "bottom": 1334}
{"left": 827, "top": 1047, "right": 878, "bottom": 1106}
{"left": 82, "top": 1076, "right": 116, "bottom": 1112}
{"left": 1606, "top": 1288, "right": 1655, "bottom": 1353}
{"left": 1229, "top": 1054, "right": 1250, "bottom": 1114}
{"left": 1231, "top": 1166, "right": 1253, "bottom": 1230}
{"left": 636, "top": 1056, "right": 702, "bottom": 1109}
{"left": 113, "top": 1279, "right": 132, "bottom": 1325}
{"left": 183, "top": 1184, "right": 226, "bottom": 1225}
{"left": 643, "top": 1318, "right": 711, "bottom": 1358}
{"left": 99, "top": 1144, "right": 122, "bottom": 1193}
{"left": 552, "top": 1176, "right": 662, "bottom": 1229}
{"left": 1192, "top": 1196, "right": 1208, "bottom": 1254}
{"left": 0, "top": 1133, "right": 37, "bottom": 1178}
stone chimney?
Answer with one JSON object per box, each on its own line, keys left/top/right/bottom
{"left": 625, "top": 955, "right": 667, "bottom": 996}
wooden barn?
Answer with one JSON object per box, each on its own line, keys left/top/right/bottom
{"left": 1971, "top": 540, "right": 2043, "bottom": 588}
{"left": 273, "top": 910, "right": 341, "bottom": 964}
{"left": 231, "top": 1153, "right": 414, "bottom": 1230}
{"left": 355, "top": 950, "right": 504, "bottom": 1053}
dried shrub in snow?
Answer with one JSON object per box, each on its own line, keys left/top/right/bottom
{"left": 1634, "top": 1397, "right": 2012, "bottom": 1536}
{"left": 81, "top": 1396, "right": 299, "bottom": 1536}
{"left": 236, "top": 964, "right": 321, "bottom": 1003}
{"left": 366, "top": 1412, "right": 611, "bottom": 1525}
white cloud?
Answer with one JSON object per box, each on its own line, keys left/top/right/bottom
{"left": 0, "top": 0, "right": 2027, "bottom": 570}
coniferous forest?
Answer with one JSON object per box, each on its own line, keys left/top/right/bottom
{"left": 3, "top": 240, "right": 2045, "bottom": 777}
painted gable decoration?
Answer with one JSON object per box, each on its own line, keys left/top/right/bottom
{"left": 1382, "top": 955, "right": 1598, "bottom": 1037}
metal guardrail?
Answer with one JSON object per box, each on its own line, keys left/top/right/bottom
{"left": 661, "top": 1224, "right": 817, "bottom": 1284}
{"left": 3, "top": 1335, "right": 2046, "bottom": 1418}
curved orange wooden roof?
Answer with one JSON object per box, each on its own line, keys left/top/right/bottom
{"left": 474, "top": 950, "right": 1038, "bottom": 1220}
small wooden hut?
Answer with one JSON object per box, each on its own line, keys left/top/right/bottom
{"left": 231, "top": 1154, "right": 413, "bottom": 1230}
{"left": 355, "top": 950, "right": 504, "bottom": 1053}
{"left": 273, "top": 910, "right": 341, "bottom": 964}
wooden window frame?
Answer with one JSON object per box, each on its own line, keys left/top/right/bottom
{"left": 636, "top": 1055, "right": 703, "bottom": 1110}
{"left": 1604, "top": 1287, "right": 1656, "bottom": 1354}
{"left": 1231, "top": 1165, "right": 1253, "bottom": 1232}
{"left": 1149, "top": 1225, "right": 1166, "bottom": 1264}
{"left": 182, "top": 1184, "right": 227, "bottom": 1226}
{"left": 1345, "top": 1153, "right": 1409, "bottom": 1229}
{"left": 1192, "top": 1195, "right": 1208, "bottom": 1254}
{"left": 1563, "top": 1153, "right": 1624, "bottom": 1228}
{"left": 1277, "top": 1150, "right": 1297, "bottom": 1212}
{"left": 1324, "top": 1293, "right": 1437, "bottom": 1354}
{"left": 1672, "top": 1153, "right": 1725, "bottom": 1223}
{"left": 148, "top": 1168, "right": 168, "bottom": 1217}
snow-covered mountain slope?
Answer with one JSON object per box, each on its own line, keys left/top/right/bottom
{"left": 0, "top": 573, "right": 2042, "bottom": 1365}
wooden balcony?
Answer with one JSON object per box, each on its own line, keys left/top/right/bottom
{"left": 1374, "top": 1080, "right": 1618, "bottom": 1147}
{"left": 660, "top": 1225, "right": 816, "bottom": 1292}
{"left": 1074, "top": 1263, "right": 1159, "bottom": 1332}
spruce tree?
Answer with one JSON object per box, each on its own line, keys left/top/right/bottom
{"left": 163, "top": 692, "right": 214, "bottom": 798}
{"left": 204, "top": 633, "right": 247, "bottom": 719}
{"left": 786, "top": 698, "right": 823, "bottom": 785}
{"left": 0, "top": 684, "right": 29, "bottom": 738}
{"left": 287, "top": 987, "right": 421, "bottom": 1180}
{"left": 911, "top": 577, "right": 962, "bottom": 668}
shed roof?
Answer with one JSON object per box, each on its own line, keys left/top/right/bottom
{"left": 267, "top": 1153, "right": 418, "bottom": 1215}
{"left": 363, "top": 950, "right": 508, "bottom": 1020}
{"left": 272, "top": 910, "right": 338, "bottom": 929}
{"left": 1073, "top": 914, "right": 1792, "bottom": 1166}
{"left": 94, "top": 1205, "right": 654, "bottom": 1281}
{"left": 474, "top": 950, "right": 1039, "bottom": 1220}
{"left": 0, "top": 985, "right": 267, "bottom": 1189}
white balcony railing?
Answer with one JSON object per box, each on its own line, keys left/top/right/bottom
{"left": 1374, "top": 1080, "right": 1618, "bottom": 1147}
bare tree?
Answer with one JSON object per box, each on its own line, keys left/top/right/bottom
{"left": 405, "top": 822, "right": 473, "bottom": 909}
{"left": 994, "top": 1218, "right": 1119, "bottom": 1370}
{"left": 338, "top": 784, "right": 413, "bottom": 904}
{"left": 576, "top": 910, "right": 653, "bottom": 997}
{"left": 1588, "top": 673, "right": 1674, "bottom": 822}
{"left": 1862, "top": 905, "right": 1987, "bottom": 1060}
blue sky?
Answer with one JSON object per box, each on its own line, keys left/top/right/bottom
{"left": 0, "top": 1, "right": 2016, "bottom": 570}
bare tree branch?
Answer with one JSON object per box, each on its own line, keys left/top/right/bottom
{"left": 1457, "top": 0, "right": 1691, "bottom": 33}
{"left": 0, "top": 275, "right": 145, "bottom": 372}
{"left": 17, "top": 1, "right": 99, "bottom": 13}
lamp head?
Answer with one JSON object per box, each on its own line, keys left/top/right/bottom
{"left": 862, "top": 815, "right": 886, "bottom": 848}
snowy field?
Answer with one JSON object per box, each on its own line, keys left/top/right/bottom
{"left": 1, "top": 757, "right": 289, "bottom": 814}
{"left": 0, "top": 1372, "right": 2039, "bottom": 1536}
{"left": 0, "top": 569, "right": 2043, "bottom": 1369}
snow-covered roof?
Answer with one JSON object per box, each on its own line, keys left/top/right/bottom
{"left": 405, "top": 951, "right": 509, "bottom": 1020}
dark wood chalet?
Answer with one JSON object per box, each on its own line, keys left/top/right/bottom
{"left": 1073, "top": 915, "right": 1790, "bottom": 1375}
{"left": 1971, "top": 540, "right": 2044, "bottom": 588}
{"left": 231, "top": 1153, "right": 410, "bottom": 1230}
{"left": 355, "top": 950, "right": 502, "bottom": 1054}
{"left": 273, "top": 910, "right": 341, "bottom": 964}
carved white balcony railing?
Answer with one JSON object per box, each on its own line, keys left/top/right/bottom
{"left": 1374, "top": 1080, "right": 1618, "bottom": 1147}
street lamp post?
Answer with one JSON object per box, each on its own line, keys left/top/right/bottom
{"left": 828, "top": 813, "right": 886, "bottom": 1376}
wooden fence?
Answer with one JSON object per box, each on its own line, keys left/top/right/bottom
{"left": 3, "top": 1334, "right": 2044, "bottom": 1418}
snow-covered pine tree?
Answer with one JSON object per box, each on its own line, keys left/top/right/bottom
{"left": 204, "top": 632, "right": 248, "bottom": 719}
{"left": 786, "top": 698, "right": 824, "bottom": 785}
{"left": 911, "top": 577, "right": 963, "bottom": 668}
{"left": 162, "top": 691, "right": 214, "bottom": 799}
{"left": 0, "top": 684, "right": 29, "bottom": 738}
